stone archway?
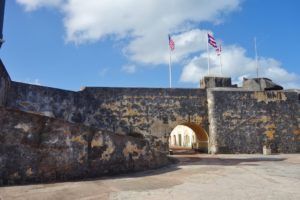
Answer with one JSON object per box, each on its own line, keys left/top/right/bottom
{"left": 169, "top": 122, "right": 209, "bottom": 153}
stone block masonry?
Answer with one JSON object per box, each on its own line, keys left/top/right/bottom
{"left": 208, "top": 88, "right": 300, "bottom": 154}
{"left": 6, "top": 82, "right": 209, "bottom": 141}
{"left": 0, "top": 60, "right": 299, "bottom": 185}
{"left": 0, "top": 107, "right": 169, "bottom": 185}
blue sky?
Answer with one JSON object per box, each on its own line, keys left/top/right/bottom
{"left": 1, "top": 0, "right": 299, "bottom": 91}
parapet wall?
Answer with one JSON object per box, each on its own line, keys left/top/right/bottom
{"left": 208, "top": 89, "right": 300, "bottom": 154}
{"left": 6, "top": 83, "right": 209, "bottom": 140}
{"left": 7, "top": 81, "right": 78, "bottom": 119}
{"left": 0, "top": 107, "right": 169, "bottom": 185}
{"left": 79, "top": 87, "right": 208, "bottom": 138}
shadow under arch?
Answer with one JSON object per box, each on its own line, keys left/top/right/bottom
{"left": 181, "top": 122, "right": 209, "bottom": 142}
{"left": 169, "top": 122, "right": 209, "bottom": 153}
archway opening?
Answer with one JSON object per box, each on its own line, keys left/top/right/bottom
{"left": 169, "top": 123, "right": 209, "bottom": 154}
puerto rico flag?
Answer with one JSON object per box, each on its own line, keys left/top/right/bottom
{"left": 208, "top": 33, "right": 217, "bottom": 48}
{"left": 168, "top": 34, "right": 175, "bottom": 51}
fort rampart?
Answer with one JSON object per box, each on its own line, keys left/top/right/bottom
{"left": 0, "top": 60, "right": 299, "bottom": 185}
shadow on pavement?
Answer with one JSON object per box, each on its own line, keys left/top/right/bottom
{"left": 0, "top": 155, "right": 287, "bottom": 187}
{"left": 108, "top": 154, "right": 287, "bottom": 180}
{"left": 172, "top": 155, "right": 286, "bottom": 166}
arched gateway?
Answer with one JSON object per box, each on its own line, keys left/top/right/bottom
{"left": 169, "top": 123, "right": 209, "bottom": 153}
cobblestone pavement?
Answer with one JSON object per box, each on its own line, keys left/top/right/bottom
{"left": 1, "top": 154, "right": 299, "bottom": 200}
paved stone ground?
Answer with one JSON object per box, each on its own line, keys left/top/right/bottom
{"left": 0, "top": 154, "right": 299, "bottom": 200}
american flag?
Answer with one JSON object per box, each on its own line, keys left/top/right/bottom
{"left": 208, "top": 33, "right": 217, "bottom": 48}
{"left": 168, "top": 35, "right": 175, "bottom": 51}
{"left": 216, "top": 44, "right": 222, "bottom": 56}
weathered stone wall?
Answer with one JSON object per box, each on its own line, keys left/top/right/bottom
{"left": 2, "top": 60, "right": 300, "bottom": 186}
{"left": 7, "top": 81, "right": 78, "bottom": 119}
{"left": 0, "top": 107, "right": 169, "bottom": 185}
{"left": 5, "top": 80, "right": 300, "bottom": 155}
{"left": 7, "top": 83, "right": 209, "bottom": 140}
{"left": 0, "top": 59, "right": 10, "bottom": 106}
{"left": 78, "top": 88, "right": 208, "bottom": 139}
{"left": 208, "top": 88, "right": 300, "bottom": 154}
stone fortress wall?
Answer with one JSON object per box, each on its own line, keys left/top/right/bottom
{"left": 0, "top": 59, "right": 299, "bottom": 185}
{"left": 207, "top": 88, "right": 299, "bottom": 154}
{"left": 6, "top": 82, "right": 209, "bottom": 138}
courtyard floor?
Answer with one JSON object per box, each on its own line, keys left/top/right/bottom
{"left": 0, "top": 154, "right": 299, "bottom": 200}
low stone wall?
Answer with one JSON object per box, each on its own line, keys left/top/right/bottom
{"left": 0, "top": 107, "right": 170, "bottom": 185}
{"left": 208, "top": 88, "right": 300, "bottom": 154}
{"left": 0, "top": 59, "right": 10, "bottom": 106}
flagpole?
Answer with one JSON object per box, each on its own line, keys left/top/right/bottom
{"left": 207, "top": 33, "right": 210, "bottom": 76}
{"left": 219, "top": 43, "right": 222, "bottom": 76}
{"left": 169, "top": 48, "right": 172, "bottom": 88}
{"left": 254, "top": 37, "right": 259, "bottom": 78}
{"left": 219, "top": 53, "right": 222, "bottom": 76}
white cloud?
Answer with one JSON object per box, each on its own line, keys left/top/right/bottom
{"left": 180, "top": 45, "right": 300, "bottom": 88}
{"left": 62, "top": 0, "right": 240, "bottom": 43}
{"left": 16, "top": 0, "right": 64, "bottom": 11}
{"left": 16, "top": 0, "right": 300, "bottom": 88}
{"left": 173, "top": 29, "right": 209, "bottom": 60}
{"left": 126, "top": 29, "right": 210, "bottom": 65}
{"left": 121, "top": 64, "right": 136, "bottom": 74}
{"left": 17, "top": 0, "right": 241, "bottom": 64}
